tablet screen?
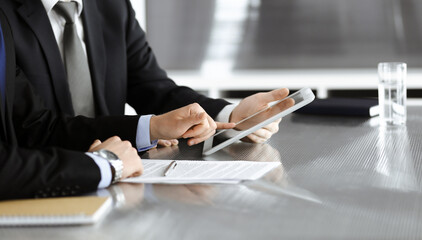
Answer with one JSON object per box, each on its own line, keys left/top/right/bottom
{"left": 203, "top": 88, "right": 315, "bottom": 155}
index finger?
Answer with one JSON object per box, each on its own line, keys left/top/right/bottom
{"left": 88, "top": 139, "right": 102, "bottom": 151}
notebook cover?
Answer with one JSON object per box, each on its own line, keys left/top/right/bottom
{"left": 295, "top": 98, "right": 378, "bottom": 117}
{"left": 0, "top": 196, "right": 111, "bottom": 226}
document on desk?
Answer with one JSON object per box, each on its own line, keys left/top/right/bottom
{"left": 122, "top": 160, "right": 280, "bottom": 184}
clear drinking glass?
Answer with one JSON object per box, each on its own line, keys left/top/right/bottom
{"left": 378, "top": 62, "right": 407, "bottom": 126}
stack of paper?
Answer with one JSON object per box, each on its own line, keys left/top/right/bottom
{"left": 122, "top": 160, "right": 280, "bottom": 184}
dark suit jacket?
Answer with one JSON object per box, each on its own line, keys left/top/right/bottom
{"left": 0, "top": 10, "right": 140, "bottom": 200}
{"left": 0, "top": 0, "right": 229, "bottom": 118}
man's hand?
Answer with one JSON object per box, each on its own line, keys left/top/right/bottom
{"left": 150, "top": 103, "right": 235, "bottom": 146}
{"left": 230, "top": 88, "right": 290, "bottom": 143}
{"left": 156, "top": 139, "right": 179, "bottom": 147}
{"left": 89, "top": 136, "right": 143, "bottom": 179}
{"left": 240, "top": 119, "right": 281, "bottom": 143}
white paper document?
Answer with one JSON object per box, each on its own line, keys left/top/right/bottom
{"left": 122, "top": 160, "right": 280, "bottom": 184}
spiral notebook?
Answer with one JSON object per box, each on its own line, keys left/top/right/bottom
{"left": 0, "top": 196, "right": 112, "bottom": 226}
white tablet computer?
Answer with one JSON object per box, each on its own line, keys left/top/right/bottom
{"left": 202, "top": 88, "right": 315, "bottom": 156}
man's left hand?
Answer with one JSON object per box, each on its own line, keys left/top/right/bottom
{"left": 230, "top": 88, "right": 289, "bottom": 143}
{"left": 156, "top": 139, "right": 179, "bottom": 147}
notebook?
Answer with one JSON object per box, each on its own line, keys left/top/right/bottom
{"left": 122, "top": 159, "right": 280, "bottom": 184}
{"left": 0, "top": 196, "right": 112, "bottom": 226}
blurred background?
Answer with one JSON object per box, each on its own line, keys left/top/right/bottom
{"left": 130, "top": 0, "right": 422, "bottom": 101}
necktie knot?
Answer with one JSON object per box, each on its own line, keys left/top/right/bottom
{"left": 55, "top": 2, "right": 78, "bottom": 24}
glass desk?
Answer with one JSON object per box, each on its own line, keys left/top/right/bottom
{"left": 2, "top": 107, "right": 422, "bottom": 239}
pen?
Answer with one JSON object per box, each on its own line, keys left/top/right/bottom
{"left": 163, "top": 160, "right": 177, "bottom": 176}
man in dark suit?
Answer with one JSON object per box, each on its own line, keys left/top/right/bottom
{"left": 0, "top": 0, "right": 286, "bottom": 147}
{"left": 0, "top": 10, "right": 233, "bottom": 200}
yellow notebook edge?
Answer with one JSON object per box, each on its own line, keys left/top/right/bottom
{"left": 0, "top": 196, "right": 112, "bottom": 226}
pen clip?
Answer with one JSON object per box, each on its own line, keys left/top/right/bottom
{"left": 163, "top": 160, "right": 177, "bottom": 176}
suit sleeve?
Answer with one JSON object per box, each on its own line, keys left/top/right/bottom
{"left": 0, "top": 144, "right": 101, "bottom": 200}
{"left": 123, "top": 0, "right": 230, "bottom": 118}
{"left": 0, "top": 9, "right": 139, "bottom": 200}
{"left": 12, "top": 67, "right": 140, "bottom": 151}
{"left": 0, "top": 68, "right": 141, "bottom": 200}
{"left": 0, "top": 67, "right": 142, "bottom": 200}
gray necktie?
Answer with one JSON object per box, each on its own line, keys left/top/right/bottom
{"left": 55, "top": 1, "right": 95, "bottom": 117}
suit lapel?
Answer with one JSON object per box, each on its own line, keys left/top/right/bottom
{"left": 16, "top": 0, "right": 75, "bottom": 115}
{"left": 82, "top": 0, "right": 108, "bottom": 116}
{"left": 0, "top": 11, "right": 11, "bottom": 141}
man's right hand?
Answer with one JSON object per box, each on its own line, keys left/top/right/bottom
{"left": 150, "top": 103, "right": 235, "bottom": 146}
{"left": 89, "top": 136, "right": 143, "bottom": 179}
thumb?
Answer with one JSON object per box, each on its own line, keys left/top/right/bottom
{"left": 260, "top": 88, "right": 289, "bottom": 103}
{"left": 89, "top": 139, "right": 102, "bottom": 151}
{"left": 216, "top": 122, "right": 236, "bottom": 130}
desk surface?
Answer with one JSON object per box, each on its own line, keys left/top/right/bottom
{"left": 3, "top": 107, "right": 422, "bottom": 240}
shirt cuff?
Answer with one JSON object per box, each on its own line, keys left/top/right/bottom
{"left": 136, "top": 115, "right": 158, "bottom": 151}
{"left": 215, "top": 104, "right": 236, "bottom": 123}
{"left": 85, "top": 152, "right": 112, "bottom": 189}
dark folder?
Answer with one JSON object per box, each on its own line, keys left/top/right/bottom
{"left": 295, "top": 98, "right": 379, "bottom": 117}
